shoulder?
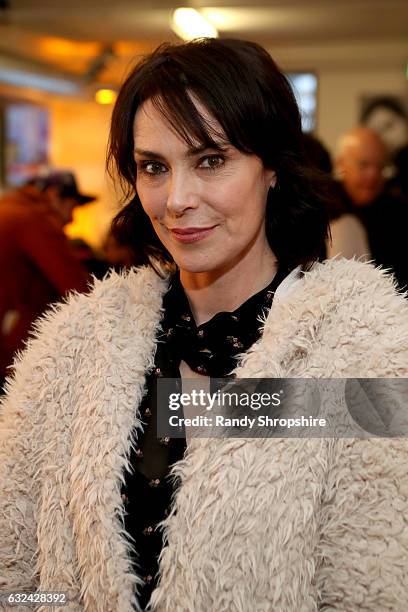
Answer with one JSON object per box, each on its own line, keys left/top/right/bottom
{"left": 328, "top": 215, "right": 370, "bottom": 260}
{"left": 330, "top": 213, "right": 366, "bottom": 233}
{"left": 90, "top": 262, "right": 169, "bottom": 299}
{"left": 0, "top": 193, "right": 32, "bottom": 223}
{"left": 300, "top": 258, "right": 408, "bottom": 327}
{"left": 0, "top": 195, "right": 57, "bottom": 240}
{"left": 3, "top": 266, "right": 168, "bottom": 387}
{"left": 45, "top": 264, "right": 167, "bottom": 332}
{"left": 304, "top": 257, "right": 406, "bottom": 302}
{"left": 270, "top": 259, "right": 407, "bottom": 376}
{"left": 304, "top": 259, "right": 408, "bottom": 375}
{"left": 278, "top": 257, "right": 405, "bottom": 303}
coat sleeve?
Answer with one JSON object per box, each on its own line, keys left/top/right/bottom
{"left": 313, "top": 262, "right": 408, "bottom": 608}
{"left": 17, "top": 209, "right": 89, "bottom": 296}
{"left": 0, "top": 299, "right": 75, "bottom": 592}
{"left": 314, "top": 261, "right": 408, "bottom": 378}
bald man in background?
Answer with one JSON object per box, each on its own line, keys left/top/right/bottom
{"left": 331, "top": 126, "right": 407, "bottom": 290}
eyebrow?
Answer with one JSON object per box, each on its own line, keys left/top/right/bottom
{"left": 134, "top": 143, "right": 228, "bottom": 160}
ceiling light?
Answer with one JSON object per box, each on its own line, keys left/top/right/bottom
{"left": 172, "top": 8, "right": 218, "bottom": 41}
{"left": 201, "top": 8, "right": 242, "bottom": 30}
{"left": 95, "top": 88, "right": 117, "bottom": 105}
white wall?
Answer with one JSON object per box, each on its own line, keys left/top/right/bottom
{"left": 269, "top": 39, "right": 408, "bottom": 156}
{"left": 317, "top": 67, "right": 406, "bottom": 155}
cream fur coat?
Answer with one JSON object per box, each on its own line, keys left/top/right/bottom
{"left": 1, "top": 259, "right": 408, "bottom": 612}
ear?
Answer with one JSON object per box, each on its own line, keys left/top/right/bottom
{"left": 269, "top": 170, "right": 277, "bottom": 189}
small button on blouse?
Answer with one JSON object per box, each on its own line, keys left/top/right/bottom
{"left": 143, "top": 525, "right": 154, "bottom": 536}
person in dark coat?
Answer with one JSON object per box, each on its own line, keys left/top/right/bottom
{"left": 0, "top": 171, "right": 94, "bottom": 382}
{"left": 333, "top": 126, "right": 408, "bottom": 289}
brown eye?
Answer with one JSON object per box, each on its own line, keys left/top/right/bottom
{"left": 141, "top": 161, "right": 166, "bottom": 175}
{"left": 199, "top": 155, "right": 224, "bottom": 170}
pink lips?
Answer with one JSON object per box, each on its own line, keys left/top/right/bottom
{"left": 169, "top": 226, "right": 217, "bottom": 244}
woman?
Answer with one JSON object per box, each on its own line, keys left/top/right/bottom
{"left": 1, "top": 39, "right": 407, "bottom": 612}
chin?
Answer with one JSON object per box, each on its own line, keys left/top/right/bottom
{"left": 359, "top": 195, "right": 377, "bottom": 206}
{"left": 172, "top": 253, "right": 225, "bottom": 275}
{"left": 174, "top": 260, "right": 215, "bottom": 274}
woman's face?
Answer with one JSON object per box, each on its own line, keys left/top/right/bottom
{"left": 133, "top": 97, "right": 276, "bottom": 276}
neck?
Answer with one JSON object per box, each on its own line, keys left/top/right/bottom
{"left": 179, "top": 241, "right": 278, "bottom": 326}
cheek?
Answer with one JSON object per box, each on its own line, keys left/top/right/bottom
{"left": 222, "top": 176, "right": 268, "bottom": 223}
{"left": 217, "top": 204, "right": 267, "bottom": 247}
{"left": 137, "top": 183, "right": 165, "bottom": 220}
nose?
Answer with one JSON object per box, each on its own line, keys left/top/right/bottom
{"left": 166, "top": 170, "right": 199, "bottom": 216}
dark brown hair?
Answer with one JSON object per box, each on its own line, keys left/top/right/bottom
{"left": 107, "top": 38, "right": 329, "bottom": 272}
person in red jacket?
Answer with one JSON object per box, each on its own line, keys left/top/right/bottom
{"left": 0, "top": 171, "right": 94, "bottom": 382}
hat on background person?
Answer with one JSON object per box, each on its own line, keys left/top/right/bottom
{"left": 26, "top": 171, "right": 96, "bottom": 205}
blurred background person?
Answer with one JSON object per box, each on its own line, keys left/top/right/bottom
{"left": 0, "top": 171, "right": 94, "bottom": 386}
{"left": 331, "top": 126, "right": 407, "bottom": 288}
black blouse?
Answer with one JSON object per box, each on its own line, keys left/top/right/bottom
{"left": 121, "top": 267, "right": 288, "bottom": 609}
